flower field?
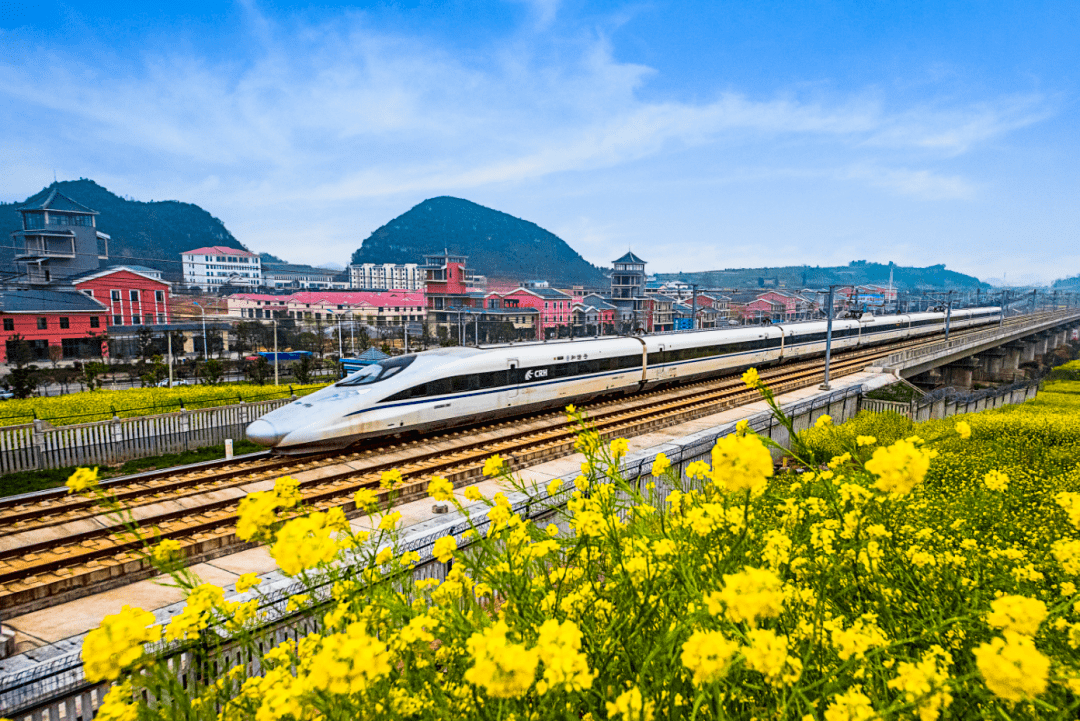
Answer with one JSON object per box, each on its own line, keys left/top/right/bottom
{"left": 67, "top": 371, "right": 1080, "bottom": 720}
{"left": 0, "top": 383, "right": 331, "bottom": 427}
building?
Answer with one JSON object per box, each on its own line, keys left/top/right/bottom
{"left": 572, "top": 295, "right": 617, "bottom": 335}
{"left": 11, "top": 187, "right": 110, "bottom": 285}
{"left": 263, "top": 264, "right": 350, "bottom": 290}
{"left": 611, "top": 251, "right": 647, "bottom": 299}
{"left": 0, "top": 288, "right": 108, "bottom": 362}
{"left": 227, "top": 291, "right": 425, "bottom": 327}
{"left": 647, "top": 294, "right": 676, "bottom": 333}
{"left": 349, "top": 263, "right": 424, "bottom": 290}
{"left": 71, "top": 266, "right": 173, "bottom": 328}
{"left": 181, "top": 246, "right": 262, "bottom": 291}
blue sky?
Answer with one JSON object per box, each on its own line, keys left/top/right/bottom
{"left": 1, "top": 0, "right": 1077, "bottom": 284}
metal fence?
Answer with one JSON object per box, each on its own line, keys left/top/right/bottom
{"left": 0, "top": 398, "right": 293, "bottom": 475}
{"left": 861, "top": 377, "right": 1041, "bottom": 421}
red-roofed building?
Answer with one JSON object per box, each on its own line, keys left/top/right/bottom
{"left": 71, "top": 266, "right": 173, "bottom": 328}
{"left": 182, "top": 246, "right": 262, "bottom": 291}
{"left": 227, "top": 291, "right": 425, "bottom": 327}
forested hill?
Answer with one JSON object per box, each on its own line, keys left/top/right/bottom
{"left": 658, "top": 261, "right": 989, "bottom": 290}
{"left": 351, "top": 197, "right": 608, "bottom": 286}
{"left": 0, "top": 180, "right": 246, "bottom": 281}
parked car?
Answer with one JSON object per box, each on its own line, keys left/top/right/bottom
{"left": 0, "top": 390, "right": 14, "bottom": 400}
{"left": 155, "top": 379, "right": 192, "bottom": 387}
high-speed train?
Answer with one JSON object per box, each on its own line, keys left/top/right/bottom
{"left": 247, "top": 307, "right": 1001, "bottom": 453}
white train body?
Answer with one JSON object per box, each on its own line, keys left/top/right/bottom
{"left": 247, "top": 307, "right": 1001, "bottom": 452}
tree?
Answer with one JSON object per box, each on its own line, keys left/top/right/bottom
{"left": 140, "top": 355, "right": 169, "bottom": 386}
{"left": 246, "top": 356, "right": 272, "bottom": 385}
{"left": 5, "top": 333, "right": 34, "bottom": 369}
{"left": 136, "top": 327, "right": 156, "bottom": 360}
{"left": 48, "top": 344, "right": 63, "bottom": 368}
{"left": 80, "top": 362, "right": 108, "bottom": 391}
{"left": 293, "top": 355, "right": 315, "bottom": 384}
{"left": 2, "top": 365, "right": 39, "bottom": 399}
{"left": 199, "top": 358, "right": 225, "bottom": 385}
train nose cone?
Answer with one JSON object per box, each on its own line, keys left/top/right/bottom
{"left": 246, "top": 419, "right": 285, "bottom": 447}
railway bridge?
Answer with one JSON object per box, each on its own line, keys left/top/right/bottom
{"left": 871, "top": 310, "right": 1080, "bottom": 388}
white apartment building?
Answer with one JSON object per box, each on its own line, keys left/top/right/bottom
{"left": 349, "top": 262, "right": 423, "bottom": 290}
{"left": 181, "top": 246, "right": 263, "bottom": 290}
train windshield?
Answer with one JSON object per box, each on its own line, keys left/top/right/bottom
{"left": 337, "top": 355, "right": 417, "bottom": 386}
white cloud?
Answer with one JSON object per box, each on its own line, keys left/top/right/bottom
{"left": 0, "top": 6, "right": 1061, "bottom": 276}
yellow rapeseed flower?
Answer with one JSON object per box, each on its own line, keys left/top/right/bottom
{"left": 94, "top": 680, "right": 137, "bottom": 721}
{"left": 81, "top": 605, "right": 161, "bottom": 683}
{"left": 955, "top": 420, "right": 972, "bottom": 439}
{"left": 379, "top": 469, "right": 403, "bottom": 489}
{"left": 65, "top": 467, "right": 99, "bottom": 495}
{"left": 606, "top": 686, "right": 654, "bottom": 721}
{"left": 681, "top": 629, "right": 738, "bottom": 685}
{"left": 482, "top": 454, "right": 504, "bottom": 477}
{"left": 709, "top": 566, "right": 784, "bottom": 625}
{"left": 651, "top": 452, "right": 671, "bottom": 477}
{"left": 271, "top": 512, "right": 340, "bottom": 576}
{"left": 151, "top": 538, "right": 183, "bottom": 564}
{"left": 823, "top": 686, "right": 876, "bottom": 721}
{"left": 464, "top": 621, "right": 538, "bottom": 698}
{"left": 274, "top": 476, "right": 302, "bottom": 507}
{"left": 165, "top": 584, "right": 224, "bottom": 642}
{"left": 709, "top": 433, "right": 773, "bottom": 493}
{"left": 235, "top": 490, "right": 280, "bottom": 542}
{"left": 235, "top": 573, "right": 261, "bottom": 594}
{"left": 535, "top": 619, "right": 595, "bottom": 694}
{"left": 983, "top": 470, "right": 1009, "bottom": 491}
{"left": 742, "top": 367, "right": 761, "bottom": 389}
{"left": 353, "top": 487, "right": 377, "bottom": 508}
{"left": 864, "top": 438, "right": 937, "bottom": 496}
{"left": 986, "top": 595, "right": 1046, "bottom": 637}
{"left": 433, "top": 535, "right": 457, "bottom": 563}
{"left": 610, "top": 438, "right": 629, "bottom": 459}
{"left": 378, "top": 512, "right": 402, "bottom": 531}
{"left": 306, "top": 621, "right": 391, "bottom": 695}
{"left": 428, "top": 475, "right": 454, "bottom": 501}
{"left": 973, "top": 632, "right": 1049, "bottom": 702}
{"left": 815, "top": 414, "right": 833, "bottom": 428}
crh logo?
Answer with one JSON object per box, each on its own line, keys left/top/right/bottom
{"left": 524, "top": 368, "right": 548, "bottom": 381}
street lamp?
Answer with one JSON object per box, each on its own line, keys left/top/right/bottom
{"left": 193, "top": 301, "right": 208, "bottom": 358}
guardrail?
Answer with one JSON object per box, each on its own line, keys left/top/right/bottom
{"left": 880, "top": 311, "right": 1080, "bottom": 370}
{"left": 0, "top": 397, "right": 293, "bottom": 475}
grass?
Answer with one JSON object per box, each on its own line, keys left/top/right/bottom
{"left": 0, "top": 438, "right": 265, "bottom": 498}
{"left": 863, "top": 381, "right": 923, "bottom": 403}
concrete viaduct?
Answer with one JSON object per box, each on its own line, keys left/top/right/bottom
{"left": 871, "top": 310, "right": 1080, "bottom": 389}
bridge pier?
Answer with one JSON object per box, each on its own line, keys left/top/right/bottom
{"left": 941, "top": 358, "right": 980, "bottom": 389}
{"left": 973, "top": 348, "right": 1007, "bottom": 384}
{"left": 1020, "top": 338, "right": 1039, "bottom": 364}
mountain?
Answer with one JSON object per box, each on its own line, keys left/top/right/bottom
{"left": 657, "top": 260, "right": 990, "bottom": 291}
{"left": 351, "top": 197, "right": 608, "bottom": 286}
{"left": 1, "top": 179, "right": 246, "bottom": 281}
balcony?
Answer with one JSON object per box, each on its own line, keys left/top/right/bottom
{"left": 14, "top": 236, "right": 76, "bottom": 261}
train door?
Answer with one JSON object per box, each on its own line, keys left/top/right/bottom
{"left": 507, "top": 359, "right": 519, "bottom": 397}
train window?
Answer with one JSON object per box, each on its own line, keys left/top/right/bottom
{"left": 337, "top": 355, "right": 417, "bottom": 386}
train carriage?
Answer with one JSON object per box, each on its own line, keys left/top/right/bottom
{"left": 248, "top": 307, "right": 1001, "bottom": 453}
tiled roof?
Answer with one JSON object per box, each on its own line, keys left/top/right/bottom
{"left": 228, "top": 291, "right": 425, "bottom": 307}
{"left": 18, "top": 187, "right": 98, "bottom": 214}
{"left": 613, "top": 251, "right": 647, "bottom": 264}
{"left": 0, "top": 289, "right": 107, "bottom": 313}
{"left": 182, "top": 246, "right": 259, "bottom": 257}
{"left": 70, "top": 266, "right": 171, "bottom": 285}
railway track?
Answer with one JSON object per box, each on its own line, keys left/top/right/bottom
{"left": 0, "top": 321, "right": 1043, "bottom": 616}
